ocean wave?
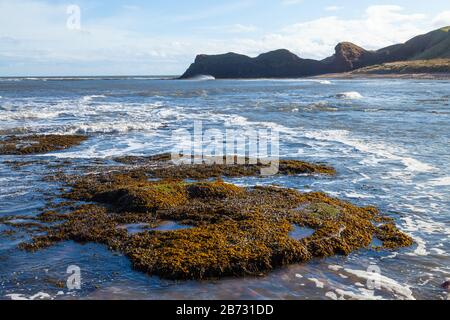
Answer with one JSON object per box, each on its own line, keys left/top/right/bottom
{"left": 304, "top": 102, "right": 338, "bottom": 112}
{"left": 185, "top": 75, "right": 216, "bottom": 81}
{"left": 428, "top": 176, "right": 450, "bottom": 186}
{"left": 304, "top": 129, "right": 435, "bottom": 173}
{"left": 63, "top": 122, "right": 162, "bottom": 134}
{"left": 0, "top": 110, "right": 64, "bottom": 121}
{"left": 0, "top": 76, "right": 171, "bottom": 82}
{"left": 224, "top": 115, "right": 249, "bottom": 126}
{"left": 336, "top": 91, "right": 363, "bottom": 99}
{"left": 81, "top": 95, "right": 107, "bottom": 103}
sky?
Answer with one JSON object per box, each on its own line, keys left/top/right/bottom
{"left": 0, "top": 0, "right": 450, "bottom": 76}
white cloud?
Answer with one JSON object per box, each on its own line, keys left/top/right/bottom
{"left": 325, "top": 6, "right": 341, "bottom": 12}
{"left": 281, "top": 0, "right": 303, "bottom": 6}
{"left": 229, "top": 24, "right": 258, "bottom": 33}
{"left": 244, "top": 5, "right": 429, "bottom": 59}
{"left": 200, "top": 24, "right": 258, "bottom": 33}
{"left": 0, "top": 1, "right": 447, "bottom": 76}
{"left": 432, "top": 11, "right": 450, "bottom": 27}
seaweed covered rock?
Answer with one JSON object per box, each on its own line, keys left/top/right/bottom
{"left": 0, "top": 134, "right": 87, "bottom": 155}
{"left": 18, "top": 159, "right": 413, "bottom": 280}
{"left": 114, "top": 153, "right": 336, "bottom": 179}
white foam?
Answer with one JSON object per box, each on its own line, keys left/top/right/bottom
{"left": 408, "top": 236, "right": 429, "bottom": 257}
{"left": 155, "top": 108, "right": 185, "bottom": 120}
{"left": 325, "top": 292, "right": 338, "bottom": 300}
{"left": 343, "top": 268, "right": 415, "bottom": 300}
{"left": 430, "top": 248, "right": 446, "bottom": 255}
{"left": 81, "top": 95, "right": 106, "bottom": 102}
{"left": 308, "top": 278, "right": 325, "bottom": 289}
{"left": 225, "top": 115, "right": 249, "bottom": 126}
{"left": 304, "top": 129, "right": 435, "bottom": 173}
{"left": 345, "top": 192, "right": 374, "bottom": 199}
{"left": 328, "top": 265, "right": 343, "bottom": 271}
{"left": 64, "top": 121, "right": 161, "bottom": 134}
{"left": 401, "top": 216, "right": 450, "bottom": 235}
{"left": 401, "top": 157, "right": 435, "bottom": 173}
{"left": 6, "top": 292, "right": 52, "bottom": 300}
{"left": 0, "top": 110, "right": 63, "bottom": 121}
{"left": 186, "top": 75, "right": 215, "bottom": 81}
{"left": 333, "top": 288, "right": 383, "bottom": 300}
{"left": 319, "top": 80, "right": 332, "bottom": 85}
{"left": 429, "top": 176, "right": 450, "bottom": 186}
{"left": 336, "top": 91, "right": 363, "bottom": 99}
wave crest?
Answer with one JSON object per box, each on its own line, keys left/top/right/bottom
{"left": 336, "top": 91, "right": 363, "bottom": 99}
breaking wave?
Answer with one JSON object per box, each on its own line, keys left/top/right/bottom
{"left": 336, "top": 91, "right": 363, "bottom": 99}
{"left": 186, "top": 75, "right": 216, "bottom": 81}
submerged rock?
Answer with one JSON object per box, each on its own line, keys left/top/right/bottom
{"left": 0, "top": 134, "right": 87, "bottom": 155}
{"left": 16, "top": 155, "right": 413, "bottom": 280}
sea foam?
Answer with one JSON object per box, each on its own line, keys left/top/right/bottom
{"left": 336, "top": 91, "right": 363, "bottom": 99}
{"left": 186, "top": 75, "right": 216, "bottom": 81}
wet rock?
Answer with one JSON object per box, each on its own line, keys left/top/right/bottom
{"left": 17, "top": 155, "right": 413, "bottom": 280}
{"left": 0, "top": 134, "right": 87, "bottom": 155}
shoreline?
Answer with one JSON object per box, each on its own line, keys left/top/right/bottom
{"left": 1, "top": 72, "right": 450, "bottom": 81}
{"left": 312, "top": 72, "right": 450, "bottom": 80}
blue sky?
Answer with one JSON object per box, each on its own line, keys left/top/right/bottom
{"left": 1, "top": 0, "right": 449, "bottom": 76}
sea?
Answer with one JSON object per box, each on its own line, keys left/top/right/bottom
{"left": 0, "top": 76, "right": 449, "bottom": 300}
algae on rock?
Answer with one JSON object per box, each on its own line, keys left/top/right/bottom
{"left": 17, "top": 156, "right": 413, "bottom": 280}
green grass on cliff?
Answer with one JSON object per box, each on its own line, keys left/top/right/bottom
{"left": 353, "top": 59, "right": 450, "bottom": 74}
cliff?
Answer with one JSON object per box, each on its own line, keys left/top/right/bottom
{"left": 180, "top": 26, "right": 450, "bottom": 79}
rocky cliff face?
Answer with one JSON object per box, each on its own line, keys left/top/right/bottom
{"left": 323, "top": 42, "right": 375, "bottom": 73}
{"left": 180, "top": 26, "right": 450, "bottom": 79}
{"left": 181, "top": 49, "right": 326, "bottom": 79}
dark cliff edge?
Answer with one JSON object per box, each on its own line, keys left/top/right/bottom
{"left": 180, "top": 26, "right": 450, "bottom": 79}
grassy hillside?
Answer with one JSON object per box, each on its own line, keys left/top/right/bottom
{"left": 352, "top": 59, "right": 450, "bottom": 75}
{"left": 411, "top": 27, "right": 450, "bottom": 60}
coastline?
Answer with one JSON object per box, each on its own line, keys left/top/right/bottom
{"left": 1, "top": 77, "right": 449, "bottom": 300}
{"left": 312, "top": 72, "right": 450, "bottom": 80}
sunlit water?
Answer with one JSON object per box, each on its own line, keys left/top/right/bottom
{"left": 0, "top": 77, "right": 449, "bottom": 300}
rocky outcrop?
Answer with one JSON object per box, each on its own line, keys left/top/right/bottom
{"left": 180, "top": 26, "right": 450, "bottom": 79}
{"left": 181, "top": 49, "right": 327, "bottom": 79}
{"left": 323, "top": 42, "right": 376, "bottom": 73}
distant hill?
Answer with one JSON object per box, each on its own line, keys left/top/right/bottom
{"left": 180, "top": 27, "right": 450, "bottom": 79}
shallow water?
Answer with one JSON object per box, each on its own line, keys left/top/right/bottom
{"left": 0, "top": 77, "right": 449, "bottom": 300}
